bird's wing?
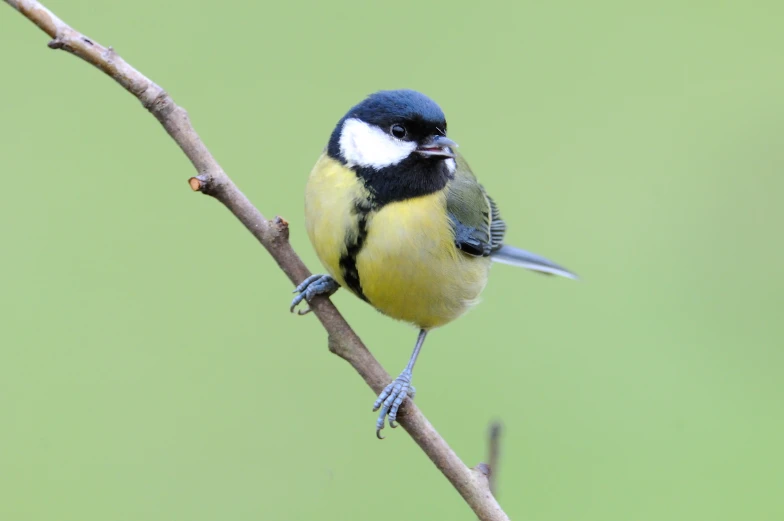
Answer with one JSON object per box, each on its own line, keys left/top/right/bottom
{"left": 445, "top": 153, "right": 505, "bottom": 257}
{"left": 446, "top": 153, "right": 578, "bottom": 279}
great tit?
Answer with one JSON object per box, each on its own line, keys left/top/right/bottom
{"left": 291, "top": 89, "right": 576, "bottom": 438}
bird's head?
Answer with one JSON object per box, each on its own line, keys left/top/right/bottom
{"left": 327, "top": 89, "right": 458, "bottom": 172}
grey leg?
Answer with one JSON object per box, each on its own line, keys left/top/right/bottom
{"left": 373, "top": 329, "right": 428, "bottom": 439}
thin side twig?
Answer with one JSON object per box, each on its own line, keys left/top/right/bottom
{"left": 4, "top": 1, "right": 509, "bottom": 520}
{"left": 487, "top": 421, "right": 503, "bottom": 496}
{"left": 475, "top": 420, "right": 503, "bottom": 521}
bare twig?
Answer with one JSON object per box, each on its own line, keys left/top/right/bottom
{"left": 475, "top": 421, "right": 504, "bottom": 520}
{"left": 487, "top": 421, "right": 503, "bottom": 496}
{"left": 5, "top": 1, "right": 509, "bottom": 520}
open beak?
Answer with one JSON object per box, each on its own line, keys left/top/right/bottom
{"left": 417, "top": 135, "right": 458, "bottom": 158}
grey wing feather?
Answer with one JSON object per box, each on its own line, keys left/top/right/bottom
{"left": 487, "top": 195, "right": 506, "bottom": 251}
{"left": 491, "top": 244, "right": 579, "bottom": 279}
{"left": 486, "top": 195, "right": 577, "bottom": 279}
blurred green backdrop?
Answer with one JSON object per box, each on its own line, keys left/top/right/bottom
{"left": 2, "top": 0, "right": 783, "bottom": 519}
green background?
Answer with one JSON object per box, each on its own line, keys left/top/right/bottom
{"left": 2, "top": 0, "right": 783, "bottom": 519}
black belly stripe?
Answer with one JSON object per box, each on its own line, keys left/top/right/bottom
{"left": 339, "top": 199, "right": 373, "bottom": 302}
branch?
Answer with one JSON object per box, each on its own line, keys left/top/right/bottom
{"left": 5, "top": 1, "right": 509, "bottom": 520}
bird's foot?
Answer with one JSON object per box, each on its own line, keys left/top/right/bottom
{"left": 290, "top": 274, "right": 339, "bottom": 315}
{"left": 372, "top": 370, "right": 416, "bottom": 439}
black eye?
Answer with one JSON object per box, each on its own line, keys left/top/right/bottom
{"left": 390, "top": 124, "right": 407, "bottom": 139}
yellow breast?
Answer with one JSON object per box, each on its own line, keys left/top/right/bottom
{"left": 305, "top": 154, "right": 491, "bottom": 330}
{"left": 357, "top": 193, "right": 490, "bottom": 329}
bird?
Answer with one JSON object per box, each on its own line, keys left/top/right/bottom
{"left": 291, "top": 89, "right": 577, "bottom": 438}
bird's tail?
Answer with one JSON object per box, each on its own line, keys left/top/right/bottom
{"left": 491, "top": 245, "right": 578, "bottom": 280}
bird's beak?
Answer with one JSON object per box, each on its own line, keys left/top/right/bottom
{"left": 417, "top": 135, "right": 458, "bottom": 158}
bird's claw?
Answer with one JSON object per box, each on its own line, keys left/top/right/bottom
{"left": 290, "top": 274, "right": 339, "bottom": 314}
{"left": 373, "top": 371, "right": 415, "bottom": 439}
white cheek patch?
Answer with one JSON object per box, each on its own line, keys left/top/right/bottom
{"left": 339, "top": 118, "right": 416, "bottom": 170}
{"left": 444, "top": 157, "right": 456, "bottom": 174}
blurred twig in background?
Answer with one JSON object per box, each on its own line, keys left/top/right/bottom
{"left": 4, "top": 1, "right": 508, "bottom": 519}
{"left": 487, "top": 421, "right": 503, "bottom": 497}
{"left": 475, "top": 421, "right": 504, "bottom": 521}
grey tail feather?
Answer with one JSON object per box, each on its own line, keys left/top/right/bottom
{"left": 491, "top": 245, "right": 579, "bottom": 280}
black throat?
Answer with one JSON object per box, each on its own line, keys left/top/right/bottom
{"left": 352, "top": 155, "right": 454, "bottom": 207}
